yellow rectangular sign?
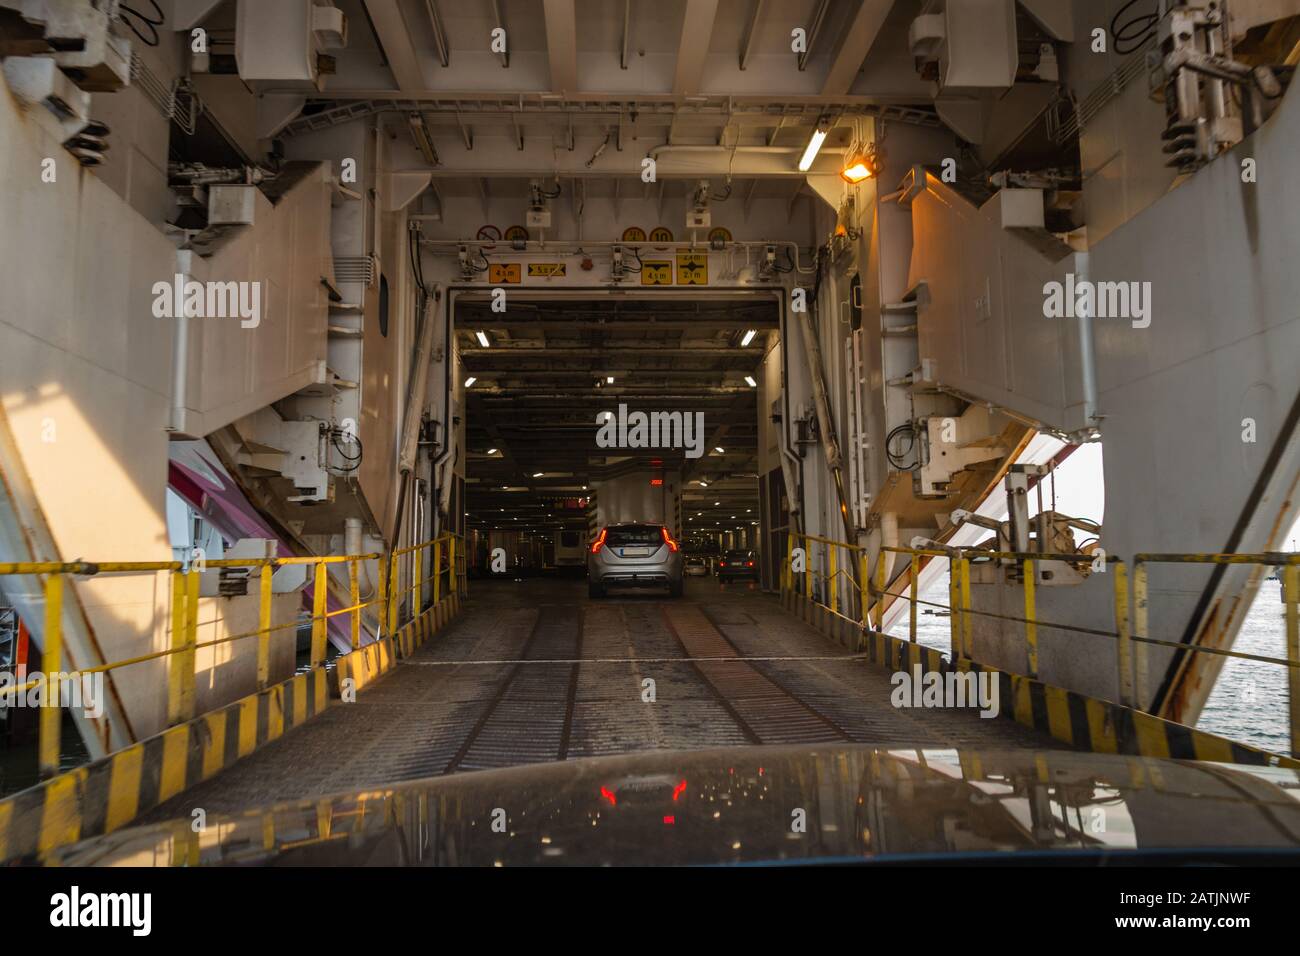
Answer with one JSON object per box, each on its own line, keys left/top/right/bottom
{"left": 675, "top": 252, "right": 708, "bottom": 285}
{"left": 641, "top": 260, "right": 673, "bottom": 285}
{"left": 488, "top": 263, "right": 521, "bottom": 284}
{"left": 527, "top": 262, "right": 567, "bottom": 278}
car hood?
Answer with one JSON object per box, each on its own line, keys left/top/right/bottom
{"left": 35, "top": 745, "right": 1300, "bottom": 866}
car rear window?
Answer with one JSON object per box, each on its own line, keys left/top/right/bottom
{"left": 606, "top": 526, "right": 664, "bottom": 548}
{"left": 725, "top": 550, "right": 754, "bottom": 560}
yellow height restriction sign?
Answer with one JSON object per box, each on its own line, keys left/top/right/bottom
{"left": 676, "top": 252, "right": 708, "bottom": 285}
{"left": 527, "top": 262, "right": 567, "bottom": 278}
{"left": 488, "top": 263, "right": 521, "bottom": 284}
{"left": 641, "top": 260, "right": 672, "bottom": 285}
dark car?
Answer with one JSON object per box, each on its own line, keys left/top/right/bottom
{"left": 717, "top": 549, "right": 758, "bottom": 581}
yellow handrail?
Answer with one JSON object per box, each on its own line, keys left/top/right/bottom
{"left": 0, "top": 532, "right": 466, "bottom": 779}
{"left": 781, "top": 531, "right": 1300, "bottom": 751}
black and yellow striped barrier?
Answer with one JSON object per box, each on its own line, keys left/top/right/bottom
{"left": 335, "top": 591, "right": 463, "bottom": 694}
{"left": 0, "top": 590, "right": 470, "bottom": 863}
{"left": 782, "top": 585, "right": 1300, "bottom": 770}
{"left": 0, "top": 666, "right": 328, "bottom": 862}
{"left": 0, "top": 540, "right": 470, "bottom": 863}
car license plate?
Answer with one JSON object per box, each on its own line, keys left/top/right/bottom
{"left": 620, "top": 547, "right": 652, "bottom": 557}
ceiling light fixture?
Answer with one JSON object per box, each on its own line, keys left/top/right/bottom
{"left": 840, "top": 141, "right": 879, "bottom": 184}
{"left": 464, "top": 376, "right": 477, "bottom": 387}
{"left": 744, "top": 375, "right": 757, "bottom": 388}
{"left": 475, "top": 330, "right": 491, "bottom": 347}
{"left": 740, "top": 329, "right": 757, "bottom": 347}
{"left": 798, "top": 117, "right": 832, "bottom": 172}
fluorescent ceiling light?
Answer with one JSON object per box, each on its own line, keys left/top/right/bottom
{"left": 532, "top": 472, "right": 544, "bottom": 478}
{"left": 744, "top": 375, "right": 757, "bottom": 387}
{"left": 740, "top": 329, "right": 756, "bottom": 347}
{"left": 798, "top": 120, "right": 830, "bottom": 172}
{"left": 714, "top": 447, "right": 725, "bottom": 454}
{"left": 464, "top": 376, "right": 477, "bottom": 387}
{"left": 606, "top": 375, "right": 615, "bottom": 384}
{"left": 486, "top": 448, "right": 498, "bottom": 455}
{"left": 476, "top": 330, "right": 491, "bottom": 347}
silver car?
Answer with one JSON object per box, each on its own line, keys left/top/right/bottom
{"left": 588, "top": 524, "right": 684, "bottom": 598}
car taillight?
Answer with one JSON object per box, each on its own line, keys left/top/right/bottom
{"left": 719, "top": 561, "right": 727, "bottom": 567}
{"left": 747, "top": 561, "right": 754, "bottom": 567}
{"left": 661, "top": 527, "right": 679, "bottom": 552}
{"left": 591, "top": 529, "right": 607, "bottom": 554}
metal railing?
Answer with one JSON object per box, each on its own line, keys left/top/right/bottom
{"left": 782, "top": 532, "right": 1300, "bottom": 753}
{"left": 0, "top": 533, "right": 466, "bottom": 779}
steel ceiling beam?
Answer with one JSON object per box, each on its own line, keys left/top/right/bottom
{"left": 361, "top": 0, "right": 426, "bottom": 90}
{"left": 798, "top": 0, "right": 831, "bottom": 72}
{"left": 672, "top": 0, "right": 720, "bottom": 95}
{"left": 423, "top": 0, "right": 450, "bottom": 67}
{"left": 821, "top": 1, "right": 895, "bottom": 96}
{"left": 491, "top": 0, "right": 510, "bottom": 68}
{"left": 543, "top": 0, "right": 578, "bottom": 93}
{"left": 739, "top": 0, "right": 765, "bottom": 71}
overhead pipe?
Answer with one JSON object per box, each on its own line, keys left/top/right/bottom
{"left": 167, "top": 251, "right": 196, "bottom": 436}
{"left": 798, "top": 272, "right": 856, "bottom": 547}
{"left": 1074, "top": 252, "right": 1100, "bottom": 430}
{"left": 388, "top": 287, "right": 440, "bottom": 614}
{"left": 430, "top": 287, "right": 458, "bottom": 530}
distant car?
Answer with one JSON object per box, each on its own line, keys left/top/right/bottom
{"left": 588, "top": 524, "right": 685, "bottom": 598}
{"left": 684, "top": 557, "right": 709, "bottom": 577}
{"left": 717, "top": 549, "right": 758, "bottom": 581}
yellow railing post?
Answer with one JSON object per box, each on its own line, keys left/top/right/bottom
{"left": 908, "top": 554, "right": 919, "bottom": 642}
{"left": 1133, "top": 561, "right": 1149, "bottom": 709}
{"left": 1023, "top": 558, "right": 1038, "bottom": 678}
{"left": 349, "top": 559, "right": 361, "bottom": 650}
{"left": 38, "top": 573, "right": 63, "bottom": 778}
{"left": 387, "top": 552, "right": 399, "bottom": 633}
{"left": 1285, "top": 564, "right": 1300, "bottom": 756}
{"left": 433, "top": 538, "right": 442, "bottom": 605}
{"left": 311, "top": 562, "right": 328, "bottom": 667}
{"left": 167, "top": 569, "right": 188, "bottom": 725}
{"left": 1114, "top": 560, "right": 1133, "bottom": 707}
{"left": 413, "top": 546, "right": 422, "bottom": 617}
{"left": 828, "top": 544, "right": 838, "bottom": 615}
{"left": 378, "top": 556, "right": 389, "bottom": 637}
{"left": 949, "top": 559, "right": 961, "bottom": 659}
{"left": 257, "top": 562, "right": 273, "bottom": 690}
{"left": 181, "top": 568, "right": 199, "bottom": 721}
{"left": 449, "top": 536, "right": 457, "bottom": 595}
{"left": 785, "top": 533, "right": 794, "bottom": 592}
{"left": 873, "top": 551, "right": 887, "bottom": 631}
{"left": 859, "top": 551, "right": 869, "bottom": 626}
{"left": 803, "top": 535, "right": 812, "bottom": 599}
{"left": 958, "top": 556, "right": 972, "bottom": 660}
